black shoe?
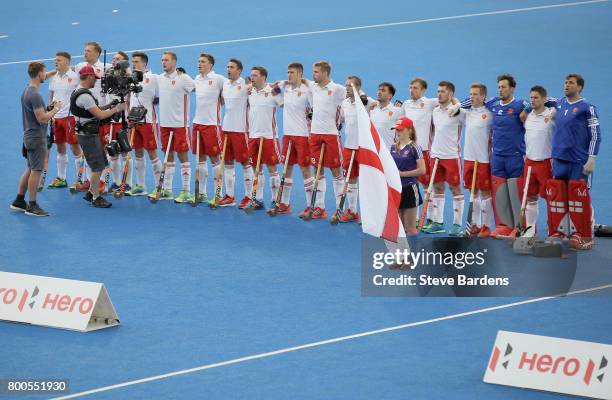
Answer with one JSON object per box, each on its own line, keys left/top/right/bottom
{"left": 10, "top": 199, "right": 27, "bottom": 212}
{"left": 92, "top": 196, "right": 112, "bottom": 208}
{"left": 83, "top": 192, "right": 93, "bottom": 203}
{"left": 25, "top": 203, "right": 50, "bottom": 217}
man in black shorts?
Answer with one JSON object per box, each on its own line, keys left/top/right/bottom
{"left": 70, "top": 65, "right": 126, "bottom": 207}
{"left": 11, "top": 62, "right": 62, "bottom": 216}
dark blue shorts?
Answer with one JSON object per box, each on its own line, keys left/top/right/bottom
{"left": 491, "top": 153, "right": 524, "bottom": 179}
{"left": 552, "top": 158, "right": 589, "bottom": 185}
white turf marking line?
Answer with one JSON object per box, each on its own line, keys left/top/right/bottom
{"left": 52, "top": 283, "right": 612, "bottom": 400}
{"left": 0, "top": 35, "right": 8, "bottom": 40}
{"left": 0, "top": 0, "right": 608, "bottom": 67}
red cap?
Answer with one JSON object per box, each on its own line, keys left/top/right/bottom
{"left": 393, "top": 117, "right": 414, "bottom": 130}
{"left": 79, "top": 65, "right": 100, "bottom": 79}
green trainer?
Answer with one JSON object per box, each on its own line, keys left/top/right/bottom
{"left": 423, "top": 222, "right": 445, "bottom": 234}
{"left": 48, "top": 177, "right": 67, "bottom": 188}
{"left": 149, "top": 188, "right": 173, "bottom": 200}
{"left": 448, "top": 224, "right": 464, "bottom": 237}
{"left": 147, "top": 188, "right": 160, "bottom": 199}
{"left": 174, "top": 190, "right": 191, "bottom": 203}
{"left": 127, "top": 185, "right": 148, "bottom": 196}
{"left": 188, "top": 193, "right": 208, "bottom": 204}
{"left": 160, "top": 189, "right": 174, "bottom": 200}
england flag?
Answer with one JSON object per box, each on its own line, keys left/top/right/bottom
{"left": 354, "top": 85, "right": 406, "bottom": 242}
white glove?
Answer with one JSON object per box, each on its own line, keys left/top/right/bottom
{"left": 583, "top": 155, "right": 596, "bottom": 175}
{"left": 447, "top": 103, "right": 461, "bottom": 117}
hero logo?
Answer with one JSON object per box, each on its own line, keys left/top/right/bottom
{"left": 0, "top": 286, "right": 94, "bottom": 315}
{"left": 489, "top": 342, "right": 514, "bottom": 372}
{"left": 584, "top": 356, "right": 608, "bottom": 385}
{"left": 489, "top": 344, "right": 608, "bottom": 386}
{"left": 0, "top": 286, "right": 40, "bottom": 311}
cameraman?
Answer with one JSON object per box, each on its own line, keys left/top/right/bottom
{"left": 11, "top": 62, "right": 61, "bottom": 217}
{"left": 71, "top": 65, "right": 125, "bottom": 207}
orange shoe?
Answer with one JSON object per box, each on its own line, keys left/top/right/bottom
{"left": 78, "top": 180, "right": 91, "bottom": 192}
{"left": 547, "top": 231, "right": 566, "bottom": 241}
{"left": 217, "top": 195, "right": 236, "bottom": 207}
{"left": 311, "top": 207, "right": 327, "bottom": 219}
{"left": 406, "top": 229, "right": 418, "bottom": 236}
{"left": 477, "top": 225, "right": 491, "bottom": 238}
{"left": 490, "top": 225, "right": 513, "bottom": 239}
{"left": 466, "top": 224, "right": 481, "bottom": 237}
{"left": 569, "top": 233, "right": 593, "bottom": 250}
{"left": 238, "top": 196, "right": 251, "bottom": 209}
{"left": 299, "top": 207, "right": 310, "bottom": 219}
{"left": 339, "top": 210, "right": 360, "bottom": 223}
{"left": 277, "top": 203, "right": 291, "bottom": 215}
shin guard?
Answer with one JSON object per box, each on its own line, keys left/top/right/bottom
{"left": 507, "top": 177, "right": 525, "bottom": 228}
{"left": 568, "top": 179, "right": 593, "bottom": 238}
{"left": 491, "top": 175, "right": 514, "bottom": 229}
{"left": 545, "top": 179, "right": 569, "bottom": 237}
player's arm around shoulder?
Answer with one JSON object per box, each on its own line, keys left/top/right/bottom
{"left": 150, "top": 72, "right": 160, "bottom": 91}
{"left": 217, "top": 74, "right": 228, "bottom": 90}
{"left": 182, "top": 73, "right": 195, "bottom": 93}
{"left": 335, "top": 83, "right": 347, "bottom": 104}
{"left": 270, "top": 84, "right": 284, "bottom": 106}
{"left": 482, "top": 96, "right": 499, "bottom": 110}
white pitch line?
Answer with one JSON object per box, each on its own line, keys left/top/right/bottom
{"left": 52, "top": 283, "right": 612, "bottom": 400}
{"left": 0, "top": 0, "right": 608, "bottom": 67}
{"left": 0, "top": 35, "right": 8, "bottom": 39}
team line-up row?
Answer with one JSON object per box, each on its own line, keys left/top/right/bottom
{"left": 15, "top": 42, "right": 602, "bottom": 250}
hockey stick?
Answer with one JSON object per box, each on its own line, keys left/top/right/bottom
{"left": 209, "top": 134, "right": 228, "bottom": 209}
{"left": 330, "top": 148, "right": 356, "bottom": 225}
{"left": 192, "top": 129, "right": 201, "bottom": 207}
{"left": 517, "top": 166, "right": 532, "bottom": 236}
{"left": 37, "top": 159, "right": 48, "bottom": 192}
{"left": 268, "top": 139, "right": 292, "bottom": 216}
{"left": 70, "top": 157, "right": 86, "bottom": 193}
{"left": 114, "top": 127, "right": 135, "bottom": 199}
{"left": 418, "top": 157, "right": 440, "bottom": 231}
{"left": 150, "top": 131, "right": 174, "bottom": 203}
{"left": 102, "top": 124, "right": 114, "bottom": 193}
{"left": 38, "top": 118, "right": 54, "bottom": 192}
{"left": 303, "top": 142, "right": 326, "bottom": 221}
{"left": 244, "top": 137, "right": 265, "bottom": 214}
{"left": 464, "top": 160, "right": 479, "bottom": 235}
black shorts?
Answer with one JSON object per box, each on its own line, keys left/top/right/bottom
{"left": 399, "top": 183, "right": 422, "bottom": 209}
{"left": 77, "top": 132, "right": 107, "bottom": 172}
